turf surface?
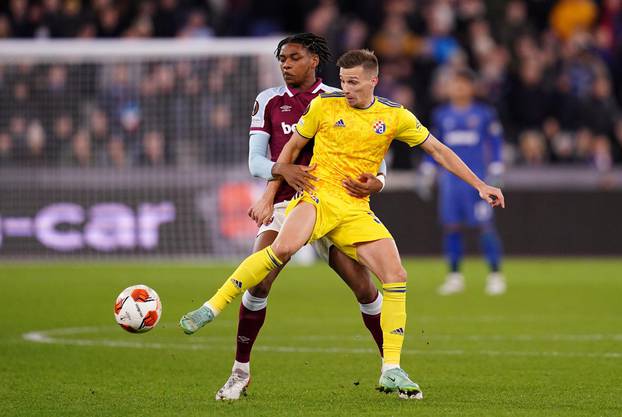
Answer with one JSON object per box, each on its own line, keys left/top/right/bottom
{"left": 1, "top": 258, "right": 621, "bottom": 416}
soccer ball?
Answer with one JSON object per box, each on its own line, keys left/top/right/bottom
{"left": 114, "top": 285, "right": 162, "bottom": 333}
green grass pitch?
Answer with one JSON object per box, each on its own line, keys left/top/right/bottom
{"left": 1, "top": 258, "right": 621, "bottom": 417}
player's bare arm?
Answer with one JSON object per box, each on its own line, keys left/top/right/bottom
{"left": 420, "top": 134, "right": 505, "bottom": 208}
{"left": 270, "top": 130, "right": 316, "bottom": 193}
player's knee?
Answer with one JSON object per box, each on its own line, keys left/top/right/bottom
{"left": 385, "top": 266, "right": 407, "bottom": 284}
{"left": 270, "top": 241, "right": 296, "bottom": 261}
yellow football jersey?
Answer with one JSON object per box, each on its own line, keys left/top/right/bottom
{"left": 295, "top": 92, "right": 430, "bottom": 207}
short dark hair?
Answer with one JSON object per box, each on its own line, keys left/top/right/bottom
{"left": 275, "top": 33, "right": 331, "bottom": 69}
{"left": 336, "top": 49, "right": 378, "bottom": 74}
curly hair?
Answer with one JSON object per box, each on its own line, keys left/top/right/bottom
{"left": 275, "top": 32, "right": 332, "bottom": 70}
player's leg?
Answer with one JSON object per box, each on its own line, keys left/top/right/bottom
{"left": 180, "top": 202, "right": 316, "bottom": 334}
{"left": 471, "top": 199, "right": 505, "bottom": 295}
{"left": 438, "top": 224, "right": 465, "bottom": 295}
{"left": 325, "top": 243, "right": 383, "bottom": 356}
{"left": 355, "top": 239, "right": 422, "bottom": 399}
{"left": 270, "top": 201, "right": 317, "bottom": 261}
{"left": 217, "top": 230, "right": 283, "bottom": 401}
{"left": 235, "top": 232, "right": 281, "bottom": 368}
{"left": 481, "top": 224, "right": 506, "bottom": 295}
{"left": 438, "top": 182, "right": 466, "bottom": 295}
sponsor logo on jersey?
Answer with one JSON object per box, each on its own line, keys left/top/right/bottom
{"left": 281, "top": 122, "right": 294, "bottom": 134}
{"left": 445, "top": 130, "right": 479, "bottom": 146}
{"left": 334, "top": 119, "right": 346, "bottom": 127}
{"left": 280, "top": 104, "right": 292, "bottom": 112}
{"left": 373, "top": 120, "right": 386, "bottom": 134}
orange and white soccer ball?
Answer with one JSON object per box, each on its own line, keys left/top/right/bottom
{"left": 114, "top": 285, "right": 162, "bottom": 333}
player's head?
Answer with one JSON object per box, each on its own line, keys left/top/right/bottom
{"left": 336, "top": 49, "right": 379, "bottom": 108}
{"left": 448, "top": 68, "right": 477, "bottom": 105}
{"left": 275, "top": 33, "right": 331, "bottom": 88}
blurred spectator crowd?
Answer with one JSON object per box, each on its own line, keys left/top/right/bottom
{"left": 0, "top": 58, "right": 256, "bottom": 168}
{"left": 0, "top": 0, "right": 621, "bottom": 171}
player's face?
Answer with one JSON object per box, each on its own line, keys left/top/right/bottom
{"left": 339, "top": 66, "right": 378, "bottom": 108}
{"left": 449, "top": 76, "right": 474, "bottom": 104}
{"left": 278, "top": 43, "right": 318, "bottom": 88}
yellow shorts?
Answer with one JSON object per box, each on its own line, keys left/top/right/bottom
{"left": 285, "top": 190, "right": 393, "bottom": 260}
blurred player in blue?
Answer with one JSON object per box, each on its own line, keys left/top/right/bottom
{"left": 420, "top": 68, "right": 506, "bottom": 295}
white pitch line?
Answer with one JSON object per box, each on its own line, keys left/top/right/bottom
{"left": 21, "top": 325, "right": 622, "bottom": 342}
{"left": 20, "top": 327, "right": 622, "bottom": 359}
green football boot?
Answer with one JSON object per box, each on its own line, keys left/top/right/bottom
{"left": 179, "top": 305, "right": 215, "bottom": 335}
{"left": 377, "top": 367, "right": 423, "bottom": 400}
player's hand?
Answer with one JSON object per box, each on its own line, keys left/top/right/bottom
{"left": 248, "top": 195, "right": 274, "bottom": 226}
{"left": 478, "top": 184, "right": 505, "bottom": 208}
{"left": 342, "top": 173, "right": 383, "bottom": 198}
{"left": 273, "top": 163, "right": 317, "bottom": 193}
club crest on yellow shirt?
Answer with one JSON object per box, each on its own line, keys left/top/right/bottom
{"left": 373, "top": 120, "right": 386, "bottom": 134}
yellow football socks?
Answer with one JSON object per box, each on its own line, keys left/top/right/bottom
{"left": 207, "top": 246, "right": 283, "bottom": 313}
{"left": 381, "top": 282, "right": 407, "bottom": 365}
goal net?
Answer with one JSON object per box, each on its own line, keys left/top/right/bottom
{"left": 0, "top": 38, "right": 283, "bottom": 260}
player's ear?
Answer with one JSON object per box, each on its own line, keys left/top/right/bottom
{"left": 310, "top": 53, "right": 320, "bottom": 69}
{"left": 371, "top": 76, "right": 379, "bottom": 87}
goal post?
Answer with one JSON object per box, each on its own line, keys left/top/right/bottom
{"left": 0, "top": 38, "right": 283, "bottom": 260}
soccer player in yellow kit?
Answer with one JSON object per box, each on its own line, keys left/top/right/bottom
{"left": 181, "top": 49, "right": 505, "bottom": 399}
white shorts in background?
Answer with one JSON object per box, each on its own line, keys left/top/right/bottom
{"left": 257, "top": 200, "right": 333, "bottom": 263}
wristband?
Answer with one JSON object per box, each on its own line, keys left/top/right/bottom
{"left": 377, "top": 174, "right": 386, "bottom": 192}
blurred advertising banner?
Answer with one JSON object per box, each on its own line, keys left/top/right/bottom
{"left": 0, "top": 168, "right": 263, "bottom": 259}
{"left": 2, "top": 168, "right": 622, "bottom": 258}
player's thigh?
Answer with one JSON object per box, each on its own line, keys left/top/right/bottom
{"left": 355, "top": 238, "right": 407, "bottom": 284}
{"left": 252, "top": 230, "right": 278, "bottom": 253}
{"left": 328, "top": 209, "right": 392, "bottom": 260}
{"left": 327, "top": 245, "right": 377, "bottom": 304}
{"left": 439, "top": 183, "right": 464, "bottom": 225}
{"left": 249, "top": 230, "right": 283, "bottom": 298}
{"left": 271, "top": 201, "right": 316, "bottom": 260}
{"left": 328, "top": 211, "right": 404, "bottom": 284}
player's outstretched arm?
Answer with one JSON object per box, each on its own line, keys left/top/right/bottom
{"left": 271, "top": 130, "right": 317, "bottom": 193}
{"left": 420, "top": 134, "right": 505, "bottom": 208}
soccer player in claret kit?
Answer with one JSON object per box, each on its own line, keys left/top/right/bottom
{"left": 210, "top": 33, "right": 389, "bottom": 401}
{"left": 181, "top": 49, "right": 504, "bottom": 399}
